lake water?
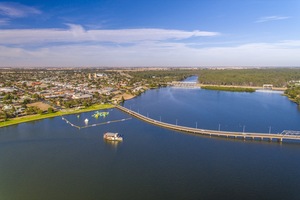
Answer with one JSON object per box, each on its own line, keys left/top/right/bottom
{"left": 1, "top": 77, "right": 300, "bottom": 200}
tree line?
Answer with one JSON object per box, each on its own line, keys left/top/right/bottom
{"left": 197, "top": 68, "right": 300, "bottom": 87}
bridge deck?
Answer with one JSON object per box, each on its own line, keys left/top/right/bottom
{"left": 115, "top": 105, "right": 300, "bottom": 143}
{"left": 171, "top": 81, "right": 198, "bottom": 88}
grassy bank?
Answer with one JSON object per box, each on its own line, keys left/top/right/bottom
{"left": 201, "top": 86, "right": 256, "bottom": 92}
{"left": 0, "top": 104, "right": 114, "bottom": 128}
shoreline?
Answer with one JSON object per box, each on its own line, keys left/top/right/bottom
{"left": 0, "top": 84, "right": 290, "bottom": 128}
{"left": 0, "top": 90, "right": 143, "bottom": 129}
{"left": 200, "top": 85, "right": 255, "bottom": 93}
{"left": 198, "top": 84, "right": 287, "bottom": 91}
{"left": 0, "top": 104, "right": 114, "bottom": 128}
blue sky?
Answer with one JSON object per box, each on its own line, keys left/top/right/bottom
{"left": 0, "top": 0, "right": 299, "bottom": 67}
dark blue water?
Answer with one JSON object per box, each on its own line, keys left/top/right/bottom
{"left": 1, "top": 78, "right": 300, "bottom": 200}
{"left": 125, "top": 86, "right": 300, "bottom": 133}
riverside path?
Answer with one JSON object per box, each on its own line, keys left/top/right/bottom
{"left": 115, "top": 105, "right": 300, "bottom": 143}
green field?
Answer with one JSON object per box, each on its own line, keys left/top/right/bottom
{"left": 0, "top": 104, "right": 114, "bottom": 128}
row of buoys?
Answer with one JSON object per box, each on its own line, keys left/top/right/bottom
{"left": 62, "top": 115, "right": 131, "bottom": 130}
{"left": 81, "top": 117, "right": 132, "bottom": 129}
{"left": 62, "top": 116, "right": 81, "bottom": 129}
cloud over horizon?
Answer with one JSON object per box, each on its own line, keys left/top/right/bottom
{"left": 255, "top": 15, "right": 290, "bottom": 23}
{"left": 1, "top": 39, "right": 300, "bottom": 67}
{"left": 0, "top": 24, "right": 220, "bottom": 45}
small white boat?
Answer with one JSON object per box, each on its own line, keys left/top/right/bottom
{"left": 103, "top": 132, "right": 123, "bottom": 141}
{"left": 84, "top": 118, "right": 89, "bottom": 123}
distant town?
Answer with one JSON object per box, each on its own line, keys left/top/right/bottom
{"left": 0, "top": 67, "right": 193, "bottom": 121}
{"left": 1, "top": 67, "right": 300, "bottom": 123}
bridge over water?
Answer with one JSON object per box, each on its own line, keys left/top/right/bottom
{"left": 171, "top": 81, "right": 198, "bottom": 88}
{"left": 116, "top": 105, "right": 300, "bottom": 143}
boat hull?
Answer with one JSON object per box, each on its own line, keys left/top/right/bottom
{"left": 103, "top": 132, "right": 123, "bottom": 141}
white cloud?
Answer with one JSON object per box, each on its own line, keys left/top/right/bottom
{"left": 0, "top": 18, "right": 9, "bottom": 25}
{"left": 1, "top": 40, "right": 300, "bottom": 67}
{"left": 0, "top": 2, "right": 41, "bottom": 18}
{"left": 0, "top": 23, "right": 298, "bottom": 67}
{"left": 277, "top": 40, "right": 300, "bottom": 47}
{"left": 0, "top": 24, "right": 220, "bottom": 45}
{"left": 255, "top": 15, "right": 290, "bottom": 23}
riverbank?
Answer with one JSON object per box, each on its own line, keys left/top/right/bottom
{"left": 0, "top": 86, "right": 156, "bottom": 128}
{"left": 0, "top": 104, "right": 114, "bottom": 128}
{"left": 0, "top": 82, "right": 289, "bottom": 128}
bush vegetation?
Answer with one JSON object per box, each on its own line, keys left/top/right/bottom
{"left": 285, "top": 86, "right": 300, "bottom": 104}
{"left": 197, "top": 68, "right": 300, "bottom": 87}
{"left": 201, "top": 86, "right": 255, "bottom": 92}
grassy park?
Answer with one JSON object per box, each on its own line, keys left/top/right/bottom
{"left": 0, "top": 104, "right": 114, "bottom": 128}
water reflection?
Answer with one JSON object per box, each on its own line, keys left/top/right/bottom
{"left": 2, "top": 78, "right": 300, "bottom": 200}
{"left": 104, "top": 140, "right": 121, "bottom": 149}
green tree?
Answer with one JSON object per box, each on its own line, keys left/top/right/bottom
{"left": 47, "top": 107, "right": 54, "bottom": 113}
{"left": 37, "top": 109, "right": 43, "bottom": 115}
{"left": 23, "top": 98, "right": 30, "bottom": 105}
{"left": 3, "top": 93, "right": 11, "bottom": 100}
{"left": 0, "top": 111, "right": 8, "bottom": 121}
{"left": 32, "top": 93, "right": 40, "bottom": 99}
{"left": 64, "top": 101, "right": 72, "bottom": 108}
{"left": 22, "top": 82, "right": 27, "bottom": 88}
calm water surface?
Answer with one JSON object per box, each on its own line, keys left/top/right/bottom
{"left": 1, "top": 77, "right": 300, "bottom": 200}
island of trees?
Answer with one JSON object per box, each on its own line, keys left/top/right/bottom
{"left": 200, "top": 86, "right": 255, "bottom": 93}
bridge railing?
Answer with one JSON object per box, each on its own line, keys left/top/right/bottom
{"left": 116, "top": 105, "right": 300, "bottom": 142}
{"left": 170, "top": 81, "right": 198, "bottom": 88}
